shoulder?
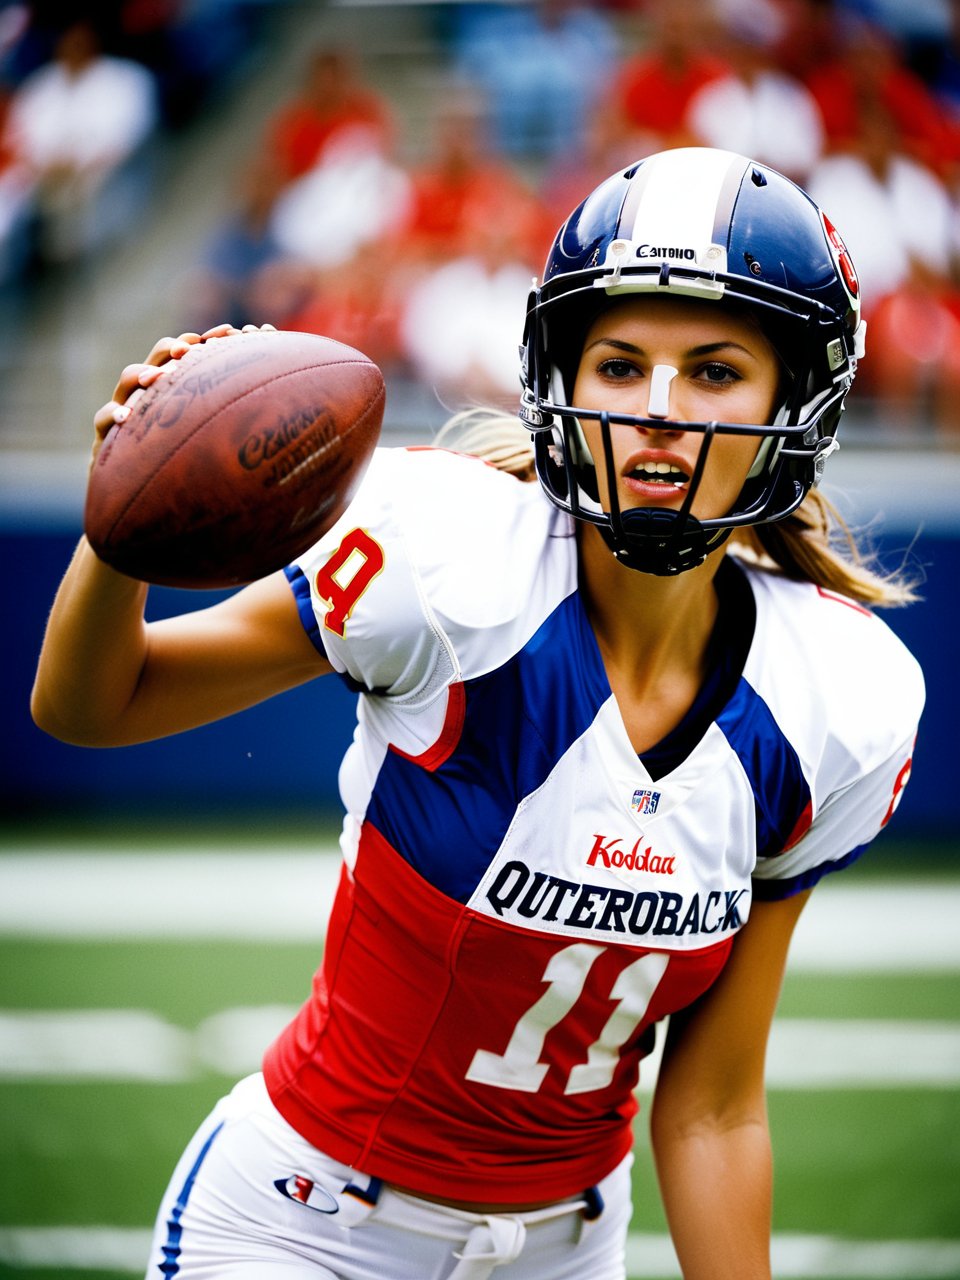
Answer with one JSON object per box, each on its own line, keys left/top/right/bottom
{"left": 289, "top": 447, "right": 574, "bottom": 695}
{"left": 744, "top": 562, "right": 921, "bottom": 676}
{"left": 740, "top": 561, "right": 924, "bottom": 762}
{"left": 738, "top": 562, "right": 923, "bottom": 895}
{"left": 383, "top": 447, "right": 577, "bottom": 657}
{"left": 343, "top": 444, "right": 557, "bottom": 552}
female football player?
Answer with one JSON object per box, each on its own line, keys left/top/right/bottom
{"left": 32, "top": 148, "right": 923, "bottom": 1280}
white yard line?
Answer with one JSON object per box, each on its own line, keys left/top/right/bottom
{"left": 1, "top": 1006, "right": 958, "bottom": 1088}
{"left": 0, "top": 850, "right": 959, "bottom": 970}
{"left": 0, "top": 850, "right": 340, "bottom": 941}
{"left": 0, "top": 1009, "right": 194, "bottom": 1080}
{"left": 0, "top": 1227, "right": 152, "bottom": 1270}
{"left": 2, "top": 1226, "right": 960, "bottom": 1278}
{"left": 0, "top": 854, "right": 957, "bottom": 1279}
{"left": 628, "top": 1232, "right": 960, "bottom": 1278}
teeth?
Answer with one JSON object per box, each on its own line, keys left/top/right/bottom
{"left": 631, "top": 461, "right": 687, "bottom": 482}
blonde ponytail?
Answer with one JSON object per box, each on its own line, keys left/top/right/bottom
{"left": 432, "top": 408, "right": 537, "bottom": 481}
{"left": 732, "top": 490, "right": 920, "bottom": 607}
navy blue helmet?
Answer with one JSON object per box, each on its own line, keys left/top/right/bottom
{"left": 519, "top": 148, "right": 864, "bottom": 575}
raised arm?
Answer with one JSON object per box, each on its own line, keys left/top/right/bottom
{"left": 650, "top": 889, "right": 812, "bottom": 1279}
{"left": 31, "top": 327, "right": 332, "bottom": 747}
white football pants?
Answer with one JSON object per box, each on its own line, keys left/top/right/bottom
{"left": 144, "top": 1073, "right": 633, "bottom": 1279}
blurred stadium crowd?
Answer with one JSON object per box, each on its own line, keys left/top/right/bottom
{"left": 2, "top": 0, "right": 960, "bottom": 437}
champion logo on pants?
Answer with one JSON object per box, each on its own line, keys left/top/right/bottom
{"left": 274, "top": 1175, "right": 339, "bottom": 1214}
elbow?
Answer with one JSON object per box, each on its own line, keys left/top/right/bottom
{"left": 30, "top": 683, "right": 116, "bottom": 748}
{"left": 30, "top": 685, "right": 68, "bottom": 742}
{"left": 650, "top": 1056, "right": 768, "bottom": 1154}
{"left": 31, "top": 698, "right": 85, "bottom": 747}
{"left": 650, "top": 1085, "right": 769, "bottom": 1170}
{"left": 651, "top": 1094, "right": 768, "bottom": 1154}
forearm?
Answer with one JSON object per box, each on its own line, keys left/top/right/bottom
{"left": 31, "top": 537, "right": 151, "bottom": 745}
{"left": 646, "top": 894, "right": 811, "bottom": 1277}
{"left": 33, "top": 536, "right": 330, "bottom": 746}
{"left": 653, "top": 1111, "right": 773, "bottom": 1279}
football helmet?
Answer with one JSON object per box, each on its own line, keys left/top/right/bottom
{"left": 520, "top": 147, "right": 864, "bottom": 575}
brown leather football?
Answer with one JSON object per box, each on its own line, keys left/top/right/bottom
{"left": 84, "top": 329, "right": 384, "bottom": 588}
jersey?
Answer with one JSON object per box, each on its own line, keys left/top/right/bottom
{"left": 264, "top": 447, "right": 924, "bottom": 1205}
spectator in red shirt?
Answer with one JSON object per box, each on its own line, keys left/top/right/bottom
{"left": 402, "top": 93, "right": 552, "bottom": 268}
{"left": 805, "top": 17, "right": 960, "bottom": 177}
{"left": 602, "top": 0, "right": 731, "bottom": 156}
{"left": 264, "top": 44, "right": 394, "bottom": 188}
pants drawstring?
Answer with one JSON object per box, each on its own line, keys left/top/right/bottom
{"left": 447, "top": 1215, "right": 527, "bottom": 1280}
{"left": 445, "top": 1192, "right": 598, "bottom": 1280}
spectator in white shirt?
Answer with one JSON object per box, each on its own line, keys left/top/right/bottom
{"left": 3, "top": 18, "right": 157, "bottom": 264}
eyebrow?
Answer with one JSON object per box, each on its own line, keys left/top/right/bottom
{"left": 585, "top": 337, "right": 760, "bottom": 361}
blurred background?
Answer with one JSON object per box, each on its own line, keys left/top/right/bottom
{"left": 1, "top": 1, "right": 959, "bottom": 1277}
{"left": 2, "top": 0, "right": 960, "bottom": 834}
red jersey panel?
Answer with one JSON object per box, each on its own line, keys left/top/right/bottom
{"left": 264, "top": 825, "right": 731, "bottom": 1203}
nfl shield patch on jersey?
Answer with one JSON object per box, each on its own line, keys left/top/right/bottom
{"left": 631, "top": 789, "right": 660, "bottom": 815}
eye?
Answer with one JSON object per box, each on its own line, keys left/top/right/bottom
{"left": 696, "top": 361, "right": 742, "bottom": 387}
{"left": 596, "top": 357, "right": 641, "bottom": 380}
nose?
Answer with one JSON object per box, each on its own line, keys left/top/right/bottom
{"left": 646, "top": 363, "right": 679, "bottom": 419}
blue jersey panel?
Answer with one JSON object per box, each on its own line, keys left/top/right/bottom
{"left": 285, "top": 565, "right": 324, "bottom": 656}
{"left": 364, "top": 590, "right": 610, "bottom": 901}
{"left": 752, "top": 841, "right": 869, "bottom": 900}
{"left": 717, "top": 678, "right": 811, "bottom": 859}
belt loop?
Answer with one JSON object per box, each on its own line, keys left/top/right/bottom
{"left": 581, "top": 1184, "right": 605, "bottom": 1221}
{"left": 336, "top": 1174, "right": 383, "bottom": 1227}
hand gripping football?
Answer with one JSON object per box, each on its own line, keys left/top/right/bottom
{"left": 84, "top": 329, "right": 384, "bottom": 588}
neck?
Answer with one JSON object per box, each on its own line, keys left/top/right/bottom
{"left": 578, "top": 523, "right": 726, "bottom": 695}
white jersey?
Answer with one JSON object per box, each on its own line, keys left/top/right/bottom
{"left": 264, "top": 446, "right": 923, "bottom": 1204}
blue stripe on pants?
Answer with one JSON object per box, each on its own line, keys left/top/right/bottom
{"left": 159, "top": 1120, "right": 225, "bottom": 1276}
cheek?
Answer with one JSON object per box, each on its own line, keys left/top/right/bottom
{"left": 690, "top": 381, "right": 778, "bottom": 427}
{"left": 701, "top": 434, "right": 763, "bottom": 496}
{"left": 739, "top": 375, "right": 781, "bottom": 426}
{"left": 571, "top": 370, "right": 606, "bottom": 413}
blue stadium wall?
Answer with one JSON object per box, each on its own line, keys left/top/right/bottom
{"left": 1, "top": 452, "right": 957, "bottom": 839}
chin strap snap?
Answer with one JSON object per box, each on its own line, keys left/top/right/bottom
{"left": 602, "top": 508, "right": 724, "bottom": 576}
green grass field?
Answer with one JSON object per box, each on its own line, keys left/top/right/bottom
{"left": 1, "top": 825, "right": 958, "bottom": 1280}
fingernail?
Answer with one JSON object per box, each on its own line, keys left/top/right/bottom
{"left": 114, "top": 405, "right": 131, "bottom": 423}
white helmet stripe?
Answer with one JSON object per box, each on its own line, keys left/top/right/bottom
{"left": 623, "top": 148, "right": 749, "bottom": 261}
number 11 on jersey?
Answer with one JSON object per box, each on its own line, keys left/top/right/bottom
{"left": 465, "top": 945, "right": 669, "bottom": 1096}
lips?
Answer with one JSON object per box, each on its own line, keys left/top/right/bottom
{"left": 622, "top": 451, "right": 691, "bottom": 495}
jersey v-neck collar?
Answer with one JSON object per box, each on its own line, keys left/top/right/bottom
{"left": 576, "top": 555, "right": 758, "bottom": 782}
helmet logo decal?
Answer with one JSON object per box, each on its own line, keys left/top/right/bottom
{"left": 637, "top": 244, "right": 696, "bottom": 261}
{"left": 598, "top": 236, "right": 727, "bottom": 297}
{"left": 822, "top": 212, "right": 859, "bottom": 301}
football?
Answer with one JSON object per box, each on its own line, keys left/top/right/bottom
{"left": 84, "top": 329, "right": 385, "bottom": 589}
